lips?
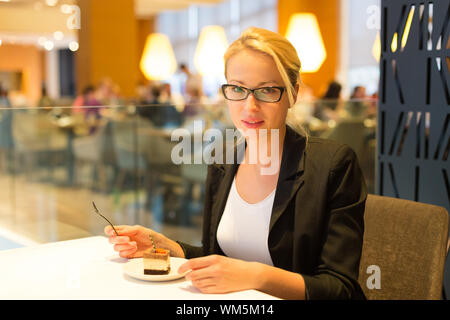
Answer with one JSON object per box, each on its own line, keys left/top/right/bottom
{"left": 242, "top": 119, "right": 265, "bottom": 128}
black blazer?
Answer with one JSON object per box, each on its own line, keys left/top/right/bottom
{"left": 178, "top": 125, "right": 367, "bottom": 300}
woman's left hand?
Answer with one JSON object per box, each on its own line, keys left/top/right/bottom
{"left": 178, "top": 255, "right": 261, "bottom": 294}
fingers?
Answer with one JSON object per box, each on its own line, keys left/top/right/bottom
{"left": 190, "top": 277, "right": 215, "bottom": 288}
{"left": 104, "top": 225, "right": 139, "bottom": 237}
{"left": 119, "top": 247, "right": 138, "bottom": 258}
{"left": 178, "top": 261, "right": 193, "bottom": 274}
{"left": 104, "top": 225, "right": 112, "bottom": 236}
{"left": 114, "top": 242, "right": 136, "bottom": 252}
{"left": 178, "top": 255, "right": 220, "bottom": 274}
{"left": 186, "top": 271, "right": 219, "bottom": 294}
{"left": 109, "top": 235, "right": 131, "bottom": 245}
{"left": 104, "top": 225, "right": 141, "bottom": 259}
{"left": 113, "top": 241, "right": 137, "bottom": 258}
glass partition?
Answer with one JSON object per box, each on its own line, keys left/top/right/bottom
{"left": 0, "top": 98, "right": 377, "bottom": 246}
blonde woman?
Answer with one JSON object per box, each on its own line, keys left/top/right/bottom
{"left": 105, "top": 27, "right": 366, "bottom": 300}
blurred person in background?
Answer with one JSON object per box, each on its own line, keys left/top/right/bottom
{"left": 73, "top": 85, "right": 102, "bottom": 134}
{"left": 0, "top": 83, "right": 11, "bottom": 107}
{"left": 37, "top": 86, "right": 55, "bottom": 112}
{"left": 344, "top": 85, "right": 368, "bottom": 119}
{"left": 96, "top": 77, "right": 120, "bottom": 106}
{"left": 292, "top": 84, "right": 316, "bottom": 123}
{"left": 182, "top": 87, "right": 207, "bottom": 118}
{"left": 159, "top": 82, "right": 185, "bottom": 113}
{"left": 137, "top": 82, "right": 161, "bottom": 110}
{"left": 136, "top": 80, "right": 149, "bottom": 103}
{"left": 0, "top": 83, "right": 13, "bottom": 172}
{"left": 207, "top": 87, "right": 234, "bottom": 129}
{"left": 313, "top": 81, "right": 342, "bottom": 121}
{"left": 137, "top": 83, "right": 182, "bottom": 128}
{"left": 180, "top": 63, "right": 204, "bottom": 109}
{"left": 72, "top": 87, "right": 87, "bottom": 113}
{"left": 367, "top": 92, "right": 378, "bottom": 119}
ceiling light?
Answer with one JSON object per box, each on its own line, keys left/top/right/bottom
{"left": 46, "top": 0, "right": 58, "bottom": 7}
{"left": 69, "top": 41, "right": 79, "bottom": 52}
{"left": 285, "top": 13, "right": 327, "bottom": 73}
{"left": 60, "top": 4, "right": 71, "bottom": 13}
{"left": 140, "top": 33, "right": 177, "bottom": 81}
{"left": 194, "top": 25, "right": 228, "bottom": 76}
{"left": 44, "top": 40, "right": 54, "bottom": 51}
{"left": 53, "top": 31, "right": 64, "bottom": 41}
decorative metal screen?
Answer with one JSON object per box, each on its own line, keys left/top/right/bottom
{"left": 379, "top": 0, "right": 450, "bottom": 297}
{"left": 379, "top": 0, "right": 449, "bottom": 209}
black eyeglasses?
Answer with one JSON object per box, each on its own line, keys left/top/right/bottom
{"left": 221, "top": 84, "right": 286, "bottom": 103}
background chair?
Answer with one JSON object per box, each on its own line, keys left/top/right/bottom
{"left": 72, "top": 120, "right": 114, "bottom": 191}
{"left": 110, "top": 117, "right": 148, "bottom": 191}
{"left": 0, "top": 109, "right": 13, "bottom": 173}
{"left": 321, "top": 118, "right": 376, "bottom": 193}
{"left": 12, "top": 111, "right": 69, "bottom": 181}
{"left": 358, "top": 194, "right": 449, "bottom": 299}
{"left": 138, "top": 119, "right": 184, "bottom": 225}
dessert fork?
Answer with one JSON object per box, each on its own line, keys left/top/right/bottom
{"left": 92, "top": 201, "right": 119, "bottom": 236}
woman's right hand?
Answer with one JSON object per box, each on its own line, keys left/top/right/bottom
{"left": 104, "top": 225, "right": 185, "bottom": 259}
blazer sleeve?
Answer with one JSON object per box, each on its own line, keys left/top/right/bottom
{"left": 302, "top": 144, "right": 367, "bottom": 300}
{"left": 176, "top": 164, "right": 216, "bottom": 259}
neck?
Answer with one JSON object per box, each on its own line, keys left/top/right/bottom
{"left": 243, "top": 126, "right": 286, "bottom": 176}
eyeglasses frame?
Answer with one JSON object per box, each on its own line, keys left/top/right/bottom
{"left": 221, "top": 84, "right": 286, "bottom": 103}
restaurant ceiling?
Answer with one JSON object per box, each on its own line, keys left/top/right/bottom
{"left": 0, "top": 0, "right": 224, "bottom": 46}
{"left": 0, "top": 0, "right": 224, "bottom": 15}
{"left": 135, "top": 0, "right": 224, "bottom": 17}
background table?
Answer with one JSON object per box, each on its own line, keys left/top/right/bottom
{"left": 0, "top": 236, "right": 278, "bottom": 300}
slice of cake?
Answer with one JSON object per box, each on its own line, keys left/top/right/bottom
{"left": 143, "top": 248, "right": 170, "bottom": 275}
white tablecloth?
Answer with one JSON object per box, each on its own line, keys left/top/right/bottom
{"left": 0, "top": 236, "right": 278, "bottom": 300}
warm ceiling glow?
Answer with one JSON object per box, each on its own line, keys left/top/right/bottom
{"left": 194, "top": 25, "right": 228, "bottom": 76}
{"left": 60, "top": 4, "right": 71, "bottom": 13}
{"left": 44, "top": 40, "right": 54, "bottom": 51}
{"left": 69, "top": 41, "right": 79, "bottom": 52}
{"left": 140, "top": 33, "right": 177, "bottom": 81}
{"left": 46, "top": 0, "right": 58, "bottom": 7}
{"left": 53, "top": 31, "right": 64, "bottom": 41}
{"left": 34, "top": 2, "right": 43, "bottom": 10}
{"left": 372, "top": 32, "right": 381, "bottom": 62}
{"left": 38, "top": 37, "right": 47, "bottom": 46}
{"left": 285, "top": 13, "right": 327, "bottom": 73}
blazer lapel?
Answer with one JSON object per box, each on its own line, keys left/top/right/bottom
{"left": 269, "top": 126, "right": 306, "bottom": 233}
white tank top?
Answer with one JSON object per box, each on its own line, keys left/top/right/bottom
{"left": 217, "top": 177, "right": 275, "bottom": 266}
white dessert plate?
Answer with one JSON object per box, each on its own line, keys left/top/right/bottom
{"left": 123, "top": 257, "right": 189, "bottom": 282}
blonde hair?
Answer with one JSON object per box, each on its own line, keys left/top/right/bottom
{"left": 224, "top": 27, "right": 307, "bottom": 137}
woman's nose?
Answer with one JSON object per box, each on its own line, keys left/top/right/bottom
{"left": 244, "top": 92, "right": 260, "bottom": 112}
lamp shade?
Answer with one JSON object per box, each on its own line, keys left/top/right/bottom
{"left": 194, "top": 25, "right": 228, "bottom": 76}
{"left": 285, "top": 13, "right": 327, "bottom": 73}
{"left": 140, "top": 33, "right": 177, "bottom": 81}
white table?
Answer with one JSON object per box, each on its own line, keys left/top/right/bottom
{"left": 0, "top": 236, "right": 278, "bottom": 300}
